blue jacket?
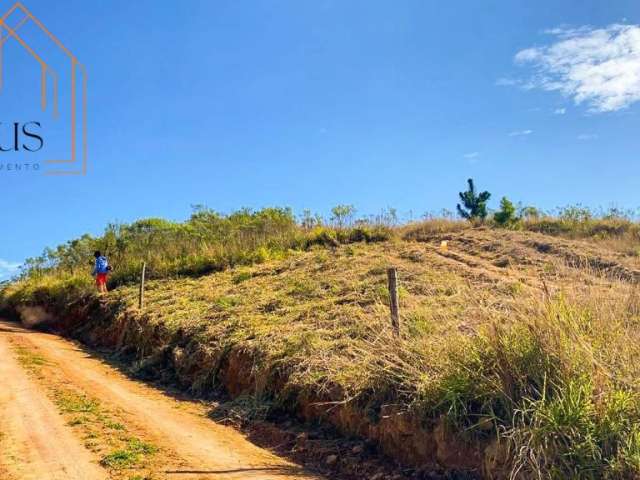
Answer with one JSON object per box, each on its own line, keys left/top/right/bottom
{"left": 93, "top": 256, "right": 109, "bottom": 275}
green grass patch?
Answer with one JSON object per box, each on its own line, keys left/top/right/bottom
{"left": 54, "top": 391, "right": 101, "bottom": 415}
{"left": 13, "top": 346, "right": 48, "bottom": 368}
{"left": 101, "top": 438, "right": 157, "bottom": 469}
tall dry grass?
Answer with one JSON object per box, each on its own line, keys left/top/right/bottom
{"left": 337, "top": 281, "right": 640, "bottom": 478}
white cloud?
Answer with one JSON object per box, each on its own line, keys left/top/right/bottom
{"left": 496, "top": 77, "right": 518, "bottom": 86}
{"left": 514, "top": 24, "right": 640, "bottom": 112}
{"left": 554, "top": 107, "right": 567, "bottom": 114}
{"left": 463, "top": 152, "right": 480, "bottom": 164}
{"left": 515, "top": 48, "right": 542, "bottom": 63}
{"left": 541, "top": 25, "right": 594, "bottom": 39}
{"left": 509, "top": 129, "right": 533, "bottom": 136}
{"left": 577, "top": 133, "right": 598, "bottom": 140}
{"left": 0, "top": 259, "right": 20, "bottom": 280}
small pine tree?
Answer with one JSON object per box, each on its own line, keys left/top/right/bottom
{"left": 494, "top": 196, "right": 517, "bottom": 227}
{"left": 457, "top": 178, "right": 491, "bottom": 222}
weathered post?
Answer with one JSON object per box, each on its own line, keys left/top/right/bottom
{"left": 387, "top": 267, "right": 400, "bottom": 335}
{"left": 139, "top": 262, "right": 146, "bottom": 310}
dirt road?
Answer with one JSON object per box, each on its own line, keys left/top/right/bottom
{"left": 0, "top": 320, "right": 321, "bottom": 480}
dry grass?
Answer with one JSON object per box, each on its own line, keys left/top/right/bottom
{"left": 84, "top": 234, "right": 640, "bottom": 477}
{"left": 5, "top": 225, "right": 640, "bottom": 478}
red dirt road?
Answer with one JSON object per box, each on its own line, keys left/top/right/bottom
{"left": 0, "top": 320, "right": 321, "bottom": 480}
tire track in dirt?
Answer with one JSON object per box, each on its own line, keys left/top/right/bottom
{"left": 411, "top": 228, "right": 640, "bottom": 286}
{"left": 398, "top": 242, "right": 533, "bottom": 290}
{"left": 0, "top": 328, "right": 107, "bottom": 480}
{"left": 0, "top": 320, "right": 322, "bottom": 480}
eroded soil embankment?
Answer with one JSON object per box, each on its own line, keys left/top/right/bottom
{"left": 15, "top": 298, "right": 491, "bottom": 478}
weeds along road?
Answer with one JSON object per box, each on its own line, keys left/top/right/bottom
{"left": 0, "top": 320, "right": 322, "bottom": 480}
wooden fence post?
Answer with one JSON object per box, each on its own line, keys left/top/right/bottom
{"left": 139, "top": 262, "right": 146, "bottom": 310}
{"left": 387, "top": 267, "right": 400, "bottom": 335}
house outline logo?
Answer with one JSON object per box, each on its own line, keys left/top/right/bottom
{"left": 0, "top": 1, "right": 87, "bottom": 175}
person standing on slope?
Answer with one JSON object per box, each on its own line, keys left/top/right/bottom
{"left": 92, "top": 251, "right": 110, "bottom": 294}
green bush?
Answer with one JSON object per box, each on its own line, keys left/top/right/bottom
{"left": 305, "top": 226, "right": 340, "bottom": 248}
{"left": 494, "top": 197, "right": 519, "bottom": 228}
{"left": 8, "top": 207, "right": 396, "bottom": 303}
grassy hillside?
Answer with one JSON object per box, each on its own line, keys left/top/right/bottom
{"left": 3, "top": 212, "right": 640, "bottom": 478}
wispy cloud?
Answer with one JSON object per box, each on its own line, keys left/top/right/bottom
{"left": 463, "top": 152, "right": 480, "bottom": 164}
{"left": 554, "top": 108, "right": 567, "bottom": 115}
{"left": 496, "top": 77, "right": 518, "bottom": 86}
{"left": 577, "top": 133, "right": 599, "bottom": 140}
{"left": 509, "top": 129, "right": 533, "bottom": 137}
{"left": 513, "top": 24, "right": 640, "bottom": 112}
{"left": 0, "top": 259, "right": 20, "bottom": 281}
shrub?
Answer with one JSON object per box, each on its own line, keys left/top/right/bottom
{"left": 519, "top": 206, "right": 540, "bottom": 220}
{"left": 494, "top": 197, "right": 519, "bottom": 228}
{"left": 343, "top": 225, "right": 393, "bottom": 243}
{"left": 305, "top": 226, "right": 340, "bottom": 248}
{"left": 330, "top": 204, "right": 356, "bottom": 228}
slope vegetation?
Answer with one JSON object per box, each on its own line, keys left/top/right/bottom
{"left": 4, "top": 225, "right": 640, "bottom": 479}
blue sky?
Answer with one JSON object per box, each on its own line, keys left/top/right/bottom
{"left": 1, "top": 0, "right": 639, "bottom": 279}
